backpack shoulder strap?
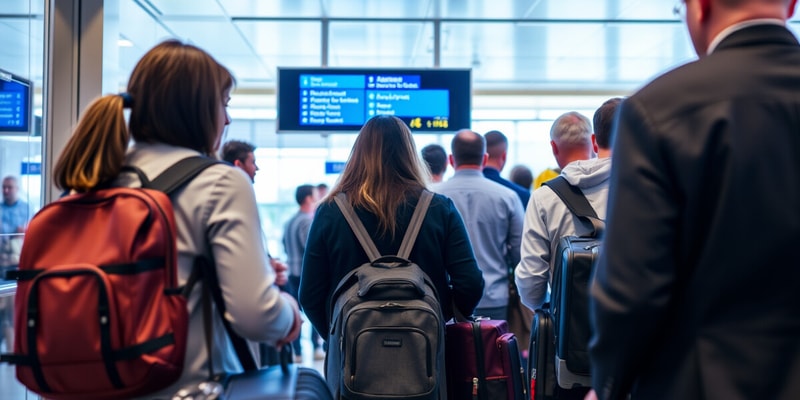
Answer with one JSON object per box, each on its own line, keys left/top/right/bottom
{"left": 334, "top": 193, "right": 382, "bottom": 262}
{"left": 543, "top": 176, "right": 604, "bottom": 237}
{"left": 145, "top": 156, "right": 258, "bottom": 373}
{"left": 397, "top": 190, "right": 433, "bottom": 259}
{"left": 146, "top": 156, "right": 222, "bottom": 194}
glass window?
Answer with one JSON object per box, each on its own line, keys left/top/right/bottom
{"left": 0, "top": 3, "right": 44, "bottom": 279}
{"left": 0, "top": 2, "right": 45, "bottom": 399}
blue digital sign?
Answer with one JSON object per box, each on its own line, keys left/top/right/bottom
{"left": 0, "top": 69, "right": 31, "bottom": 133}
{"left": 298, "top": 74, "right": 451, "bottom": 128}
{"left": 279, "top": 68, "right": 471, "bottom": 133}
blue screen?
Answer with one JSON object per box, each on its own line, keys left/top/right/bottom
{"left": 0, "top": 70, "right": 31, "bottom": 133}
{"left": 279, "top": 68, "right": 470, "bottom": 133}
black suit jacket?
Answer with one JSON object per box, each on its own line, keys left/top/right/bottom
{"left": 589, "top": 24, "right": 800, "bottom": 400}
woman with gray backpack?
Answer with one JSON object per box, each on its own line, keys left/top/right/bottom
{"left": 299, "top": 115, "right": 485, "bottom": 399}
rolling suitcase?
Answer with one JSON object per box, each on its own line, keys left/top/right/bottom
{"left": 173, "top": 348, "right": 333, "bottom": 400}
{"left": 223, "top": 362, "right": 333, "bottom": 400}
{"left": 528, "top": 308, "right": 589, "bottom": 400}
{"left": 543, "top": 177, "right": 603, "bottom": 389}
{"left": 529, "top": 309, "right": 556, "bottom": 400}
{"left": 446, "top": 319, "right": 526, "bottom": 400}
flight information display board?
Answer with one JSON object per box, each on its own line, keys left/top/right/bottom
{"left": 0, "top": 69, "right": 32, "bottom": 133}
{"left": 278, "top": 68, "right": 471, "bottom": 133}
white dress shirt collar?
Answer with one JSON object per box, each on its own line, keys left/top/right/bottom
{"left": 707, "top": 18, "right": 785, "bottom": 55}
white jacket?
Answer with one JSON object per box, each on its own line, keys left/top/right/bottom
{"left": 515, "top": 157, "right": 611, "bottom": 310}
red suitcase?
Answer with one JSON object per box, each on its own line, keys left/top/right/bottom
{"left": 445, "top": 319, "right": 526, "bottom": 400}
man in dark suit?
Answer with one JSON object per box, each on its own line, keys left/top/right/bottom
{"left": 587, "top": 1, "right": 800, "bottom": 399}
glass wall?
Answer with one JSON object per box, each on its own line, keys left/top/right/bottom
{"left": 102, "top": 1, "right": 695, "bottom": 257}
{"left": 0, "top": 1, "right": 44, "bottom": 397}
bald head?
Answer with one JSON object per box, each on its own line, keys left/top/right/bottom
{"left": 451, "top": 129, "right": 486, "bottom": 168}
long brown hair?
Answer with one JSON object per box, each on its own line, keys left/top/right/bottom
{"left": 53, "top": 39, "right": 233, "bottom": 192}
{"left": 328, "top": 115, "right": 428, "bottom": 237}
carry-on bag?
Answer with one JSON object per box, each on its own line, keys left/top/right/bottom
{"left": 0, "top": 157, "right": 219, "bottom": 400}
{"left": 224, "top": 364, "right": 331, "bottom": 400}
{"left": 528, "top": 308, "right": 556, "bottom": 400}
{"left": 173, "top": 348, "right": 333, "bottom": 400}
{"left": 223, "top": 358, "right": 332, "bottom": 400}
{"left": 446, "top": 318, "right": 526, "bottom": 400}
{"left": 542, "top": 177, "right": 603, "bottom": 389}
{"left": 527, "top": 307, "right": 589, "bottom": 400}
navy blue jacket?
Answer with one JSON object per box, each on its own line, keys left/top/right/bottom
{"left": 483, "top": 167, "right": 530, "bottom": 209}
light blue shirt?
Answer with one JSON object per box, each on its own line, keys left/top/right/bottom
{"left": 1, "top": 199, "right": 31, "bottom": 234}
{"left": 435, "top": 169, "right": 524, "bottom": 308}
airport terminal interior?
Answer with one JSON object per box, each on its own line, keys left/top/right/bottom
{"left": 1, "top": 0, "right": 798, "bottom": 398}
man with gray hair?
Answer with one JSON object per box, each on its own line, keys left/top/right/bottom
{"left": 515, "top": 111, "right": 606, "bottom": 311}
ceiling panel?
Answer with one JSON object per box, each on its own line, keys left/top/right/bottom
{"left": 144, "top": 0, "right": 226, "bottom": 17}
{"left": 4, "top": 0, "right": 800, "bottom": 106}
{"left": 325, "top": 0, "right": 435, "bottom": 18}
{"left": 328, "top": 21, "right": 434, "bottom": 67}
{"left": 220, "top": 0, "right": 326, "bottom": 18}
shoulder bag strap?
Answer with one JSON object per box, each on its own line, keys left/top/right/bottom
{"left": 148, "top": 157, "right": 258, "bottom": 374}
{"left": 397, "top": 190, "right": 433, "bottom": 259}
{"left": 543, "top": 176, "right": 604, "bottom": 237}
{"left": 334, "top": 193, "right": 382, "bottom": 261}
{"left": 194, "top": 256, "right": 259, "bottom": 374}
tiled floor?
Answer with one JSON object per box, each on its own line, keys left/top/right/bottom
{"left": 0, "top": 319, "right": 325, "bottom": 400}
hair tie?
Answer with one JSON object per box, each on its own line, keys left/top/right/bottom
{"left": 118, "top": 93, "right": 133, "bottom": 108}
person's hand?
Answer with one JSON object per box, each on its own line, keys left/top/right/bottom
{"left": 275, "top": 292, "right": 302, "bottom": 348}
{"left": 584, "top": 389, "right": 598, "bottom": 400}
{"left": 270, "top": 258, "right": 289, "bottom": 286}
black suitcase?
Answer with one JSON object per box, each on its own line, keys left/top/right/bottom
{"left": 543, "top": 177, "right": 603, "bottom": 389}
{"left": 528, "top": 308, "right": 590, "bottom": 400}
{"left": 223, "top": 362, "right": 333, "bottom": 400}
{"left": 529, "top": 308, "right": 556, "bottom": 400}
{"left": 551, "top": 235, "right": 598, "bottom": 388}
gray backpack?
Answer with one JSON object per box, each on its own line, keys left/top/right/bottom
{"left": 327, "top": 191, "right": 445, "bottom": 400}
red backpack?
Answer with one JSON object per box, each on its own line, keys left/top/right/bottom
{"left": 0, "top": 157, "right": 220, "bottom": 400}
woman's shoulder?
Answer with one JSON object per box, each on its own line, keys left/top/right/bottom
{"left": 428, "top": 192, "right": 456, "bottom": 212}
{"left": 312, "top": 199, "right": 344, "bottom": 225}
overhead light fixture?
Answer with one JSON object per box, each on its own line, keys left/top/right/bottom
{"left": 118, "top": 38, "right": 133, "bottom": 47}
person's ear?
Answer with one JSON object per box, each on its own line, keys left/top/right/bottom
{"left": 591, "top": 134, "right": 599, "bottom": 155}
{"left": 550, "top": 140, "right": 559, "bottom": 156}
{"left": 482, "top": 153, "right": 489, "bottom": 167}
{"left": 233, "top": 159, "right": 244, "bottom": 169}
{"left": 449, "top": 154, "right": 456, "bottom": 168}
{"left": 698, "top": 0, "right": 712, "bottom": 22}
{"left": 789, "top": 0, "right": 798, "bottom": 18}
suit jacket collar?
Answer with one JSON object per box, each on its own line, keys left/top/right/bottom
{"left": 714, "top": 23, "right": 799, "bottom": 54}
{"left": 482, "top": 167, "right": 501, "bottom": 179}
